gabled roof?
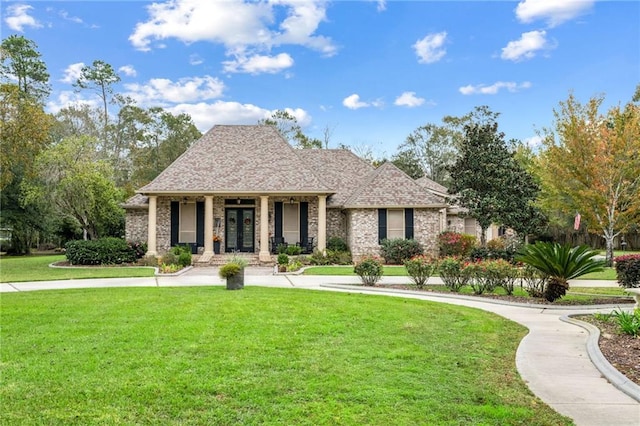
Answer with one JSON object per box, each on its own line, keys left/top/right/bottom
{"left": 138, "top": 125, "right": 331, "bottom": 194}
{"left": 415, "top": 176, "right": 449, "bottom": 196}
{"left": 342, "top": 162, "right": 447, "bottom": 208}
{"left": 296, "top": 149, "right": 374, "bottom": 207}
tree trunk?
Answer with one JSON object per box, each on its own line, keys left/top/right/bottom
{"left": 480, "top": 227, "right": 487, "bottom": 247}
{"left": 604, "top": 233, "right": 614, "bottom": 267}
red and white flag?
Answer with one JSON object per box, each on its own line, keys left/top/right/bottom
{"left": 574, "top": 213, "right": 581, "bottom": 230}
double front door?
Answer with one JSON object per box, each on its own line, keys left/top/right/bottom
{"left": 225, "top": 208, "right": 254, "bottom": 253}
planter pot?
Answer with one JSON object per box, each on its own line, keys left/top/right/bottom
{"left": 214, "top": 241, "right": 220, "bottom": 254}
{"left": 226, "top": 268, "right": 244, "bottom": 290}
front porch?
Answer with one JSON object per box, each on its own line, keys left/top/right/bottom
{"left": 141, "top": 194, "right": 329, "bottom": 261}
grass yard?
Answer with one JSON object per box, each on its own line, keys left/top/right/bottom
{"left": 0, "top": 255, "right": 155, "bottom": 283}
{"left": 305, "top": 265, "right": 618, "bottom": 280}
{"left": 1, "top": 287, "right": 571, "bottom": 425}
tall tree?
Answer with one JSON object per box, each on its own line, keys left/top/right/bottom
{"left": 0, "top": 35, "right": 50, "bottom": 102}
{"left": 22, "top": 136, "right": 125, "bottom": 240}
{"left": 536, "top": 94, "right": 640, "bottom": 265}
{"left": 447, "top": 115, "right": 540, "bottom": 246}
{"left": 73, "top": 60, "right": 120, "bottom": 132}
{"left": 391, "top": 149, "right": 424, "bottom": 179}
{"left": 258, "top": 109, "right": 321, "bottom": 148}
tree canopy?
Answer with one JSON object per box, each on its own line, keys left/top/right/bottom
{"left": 536, "top": 93, "right": 640, "bottom": 265}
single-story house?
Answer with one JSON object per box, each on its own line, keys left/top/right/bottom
{"left": 123, "top": 125, "right": 480, "bottom": 263}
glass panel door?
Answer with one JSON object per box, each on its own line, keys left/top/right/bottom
{"left": 226, "top": 209, "right": 238, "bottom": 252}
{"left": 242, "top": 210, "right": 254, "bottom": 250}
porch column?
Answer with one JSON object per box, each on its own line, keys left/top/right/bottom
{"left": 258, "top": 195, "right": 271, "bottom": 262}
{"left": 203, "top": 195, "right": 214, "bottom": 256}
{"left": 317, "top": 195, "right": 327, "bottom": 253}
{"left": 259, "top": 195, "right": 271, "bottom": 262}
{"left": 146, "top": 195, "right": 158, "bottom": 256}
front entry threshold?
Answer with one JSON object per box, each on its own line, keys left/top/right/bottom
{"left": 197, "top": 252, "right": 214, "bottom": 263}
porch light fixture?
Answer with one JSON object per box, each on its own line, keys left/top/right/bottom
{"left": 290, "top": 197, "right": 294, "bottom": 204}
{"left": 237, "top": 197, "right": 241, "bottom": 204}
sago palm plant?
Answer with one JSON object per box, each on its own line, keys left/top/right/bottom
{"left": 515, "top": 242, "right": 606, "bottom": 302}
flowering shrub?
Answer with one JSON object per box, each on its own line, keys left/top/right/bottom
{"left": 354, "top": 256, "right": 384, "bottom": 286}
{"left": 438, "top": 231, "right": 476, "bottom": 258}
{"left": 614, "top": 254, "right": 640, "bottom": 288}
{"left": 380, "top": 238, "right": 423, "bottom": 264}
{"left": 519, "top": 264, "right": 547, "bottom": 297}
{"left": 404, "top": 255, "right": 437, "bottom": 289}
{"left": 438, "top": 257, "right": 470, "bottom": 292}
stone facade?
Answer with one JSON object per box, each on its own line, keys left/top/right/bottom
{"left": 326, "top": 208, "right": 347, "bottom": 242}
{"left": 346, "top": 209, "right": 379, "bottom": 261}
{"left": 125, "top": 209, "right": 148, "bottom": 243}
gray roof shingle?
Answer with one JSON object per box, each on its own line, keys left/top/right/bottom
{"left": 138, "top": 125, "right": 332, "bottom": 194}
{"left": 296, "top": 149, "right": 374, "bottom": 207}
{"left": 343, "top": 162, "right": 447, "bottom": 208}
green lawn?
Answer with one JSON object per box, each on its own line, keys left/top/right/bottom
{"left": 304, "top": 265, "right": 618, "bottom": 280}
{"left": 0, "top": 254, "right": 155, "bottom": 283}
{"left": 303, "top": 265, "right": 409, "bottom": 276}
{"left": 1, "top": 287, "right": 570, "bottom": 425}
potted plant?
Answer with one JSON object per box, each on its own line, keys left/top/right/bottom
{"left": 213, "top": 234, "right": 221, "bottom": 254}
{"left": 218, "top": 254, "right": 248, "bottom": 290}
{"left": 277, "top": 253, "right": 289, "bottom": 273}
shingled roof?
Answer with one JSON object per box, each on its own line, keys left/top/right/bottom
{"left": 138, "top": 125, "right": 332, "bottom": 194}
{"left": 342, "top": 162, "right": 447, "bottom": 208}
{"left": 296, "top": 149, "right": 374, "bottom": 207}
{"left": 415, "top": 176, "right": 449, "bottom": 197}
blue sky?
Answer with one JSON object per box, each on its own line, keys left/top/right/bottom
{"left": 3, "top": 0, "right": 639, "bottom": 157}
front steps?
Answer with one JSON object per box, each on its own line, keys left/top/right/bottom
{"left": 193, "top": 253, "right": 273, "bottom": 267}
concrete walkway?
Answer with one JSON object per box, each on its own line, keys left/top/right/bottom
{"left": 2, "top": 268, "right": 639, "bottom": 426}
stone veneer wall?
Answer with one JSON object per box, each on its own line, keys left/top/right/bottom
{"left": 125, "top": 209, "right": 148, "bottom": 243}
{"left": 326, "top": 208, "right": 347, "bottom": 242}
{"left": 347, "top": 208, "right": 442, "bottom": 262}
{"left": 156, "top": 198, "right": 172, "bottom": 253}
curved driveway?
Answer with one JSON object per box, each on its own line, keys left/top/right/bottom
{"left": 2, "top": 267, "right": 639, "bottom": 426}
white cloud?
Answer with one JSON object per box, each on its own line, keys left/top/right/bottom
{"left": 5, "top": 4, "right": 42, "bottom": 32}
{"left": 129, "top": 0, "right": 335, "bottom": 73}
{"left": 459, "top": 81, "right": 532, "bottom": 95}
{"left": 515, "top": 0, "right": 594, "bottom": 27}
{"left": 59, "top": 10, "right": 83, "bottom": 24}
{"left": 118, "top": 65, "right": 137, "bottom": 77}
{"left": 524, "top": 135, "right": 543, "bottom": 147}
{"left": 342, "top": 94, "right": 383, "bottom": 110}
{"left": 123, "top": 75, "right": 225, "bottom": 105}
{"left": 376, "top": 1, "right": 387, "bottom": 12}
{"left": 189, "top": 54, "right": 204, "bottom": 65}
{"left": 166, "top": 102, "right": 311, "bottom": 133}
{"left": 46, "top": 90, "right": 100, "bottom": 114}
{"left": 223, "top": 53, "right": 294, "bottom": 74}
{"left": 413, "top": 31, "right": 447, "bottom": 64}
{"left": 501, "top": 30, "right": 552, "bottom": 61}
{"left": 394, "top": 92, "right": 425, "bottom": 108}
{"left": 60, "top": 62, "right": 85, "bottom": 84}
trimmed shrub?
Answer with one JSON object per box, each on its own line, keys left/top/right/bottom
{"left": 277, "top": 253, "right": 289, "bottom": 266}
{"left": 285, "top": 245, "right": 302, "bottom": 256}
{"left": 65, "top": 237, "right": 140, "bottom": 265}
{"left": 354, "top": 256, "right": 383, "bottom": 286}
{"left": 309, "top": 249, "right": 352, "bottom": 265}
{"left": 615, "top": 254, "right": 640, "bottom": 288}
{"left": 380, "top": 238, "right": 423, "bottom": 265}
{"left": 520, "top": 264, "right": 547, "bottom": 298}
{"left": 327, "top": 236, "right": 348, "bottom": 252}
{"left": 219, "top": 263, "right": 241, "bottom": 279}
{"left": 404, "top": 254, "right": 436, "bottom": 289}
{"left": 438, "top": 257, "right": 470, "bottom": 292}
{"left": 438, "top": 231, "right": 476, "bottom": 258}
{"left": 469, "top": 246, "right": 518, "bottom": 263}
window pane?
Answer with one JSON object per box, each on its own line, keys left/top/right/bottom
{"left": 388, "top": 209, "right": 404, "bottom": 239}
{"left": 283, "top": 203, "right": 299, "bottom": 244}
{"left": 179, "top": 203, "right": 196, "bottom": 243}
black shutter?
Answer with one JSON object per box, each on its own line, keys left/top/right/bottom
{"left": 300, "top": 202, "right": 308, "bottom": 244}
{"left": 405, "top": 208, "right": 414, "bottom": 240}
{"left": 378, "top": 209, "right": 387, "bottom": 243}
{"left": 196, "top": 201, "right": 204, "bottom": 250}
{"left": 170, "top": 201, "right": 179, "bottom": 247}
{"left": 275, "top": 202, "right": 283, "bottom": 238}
